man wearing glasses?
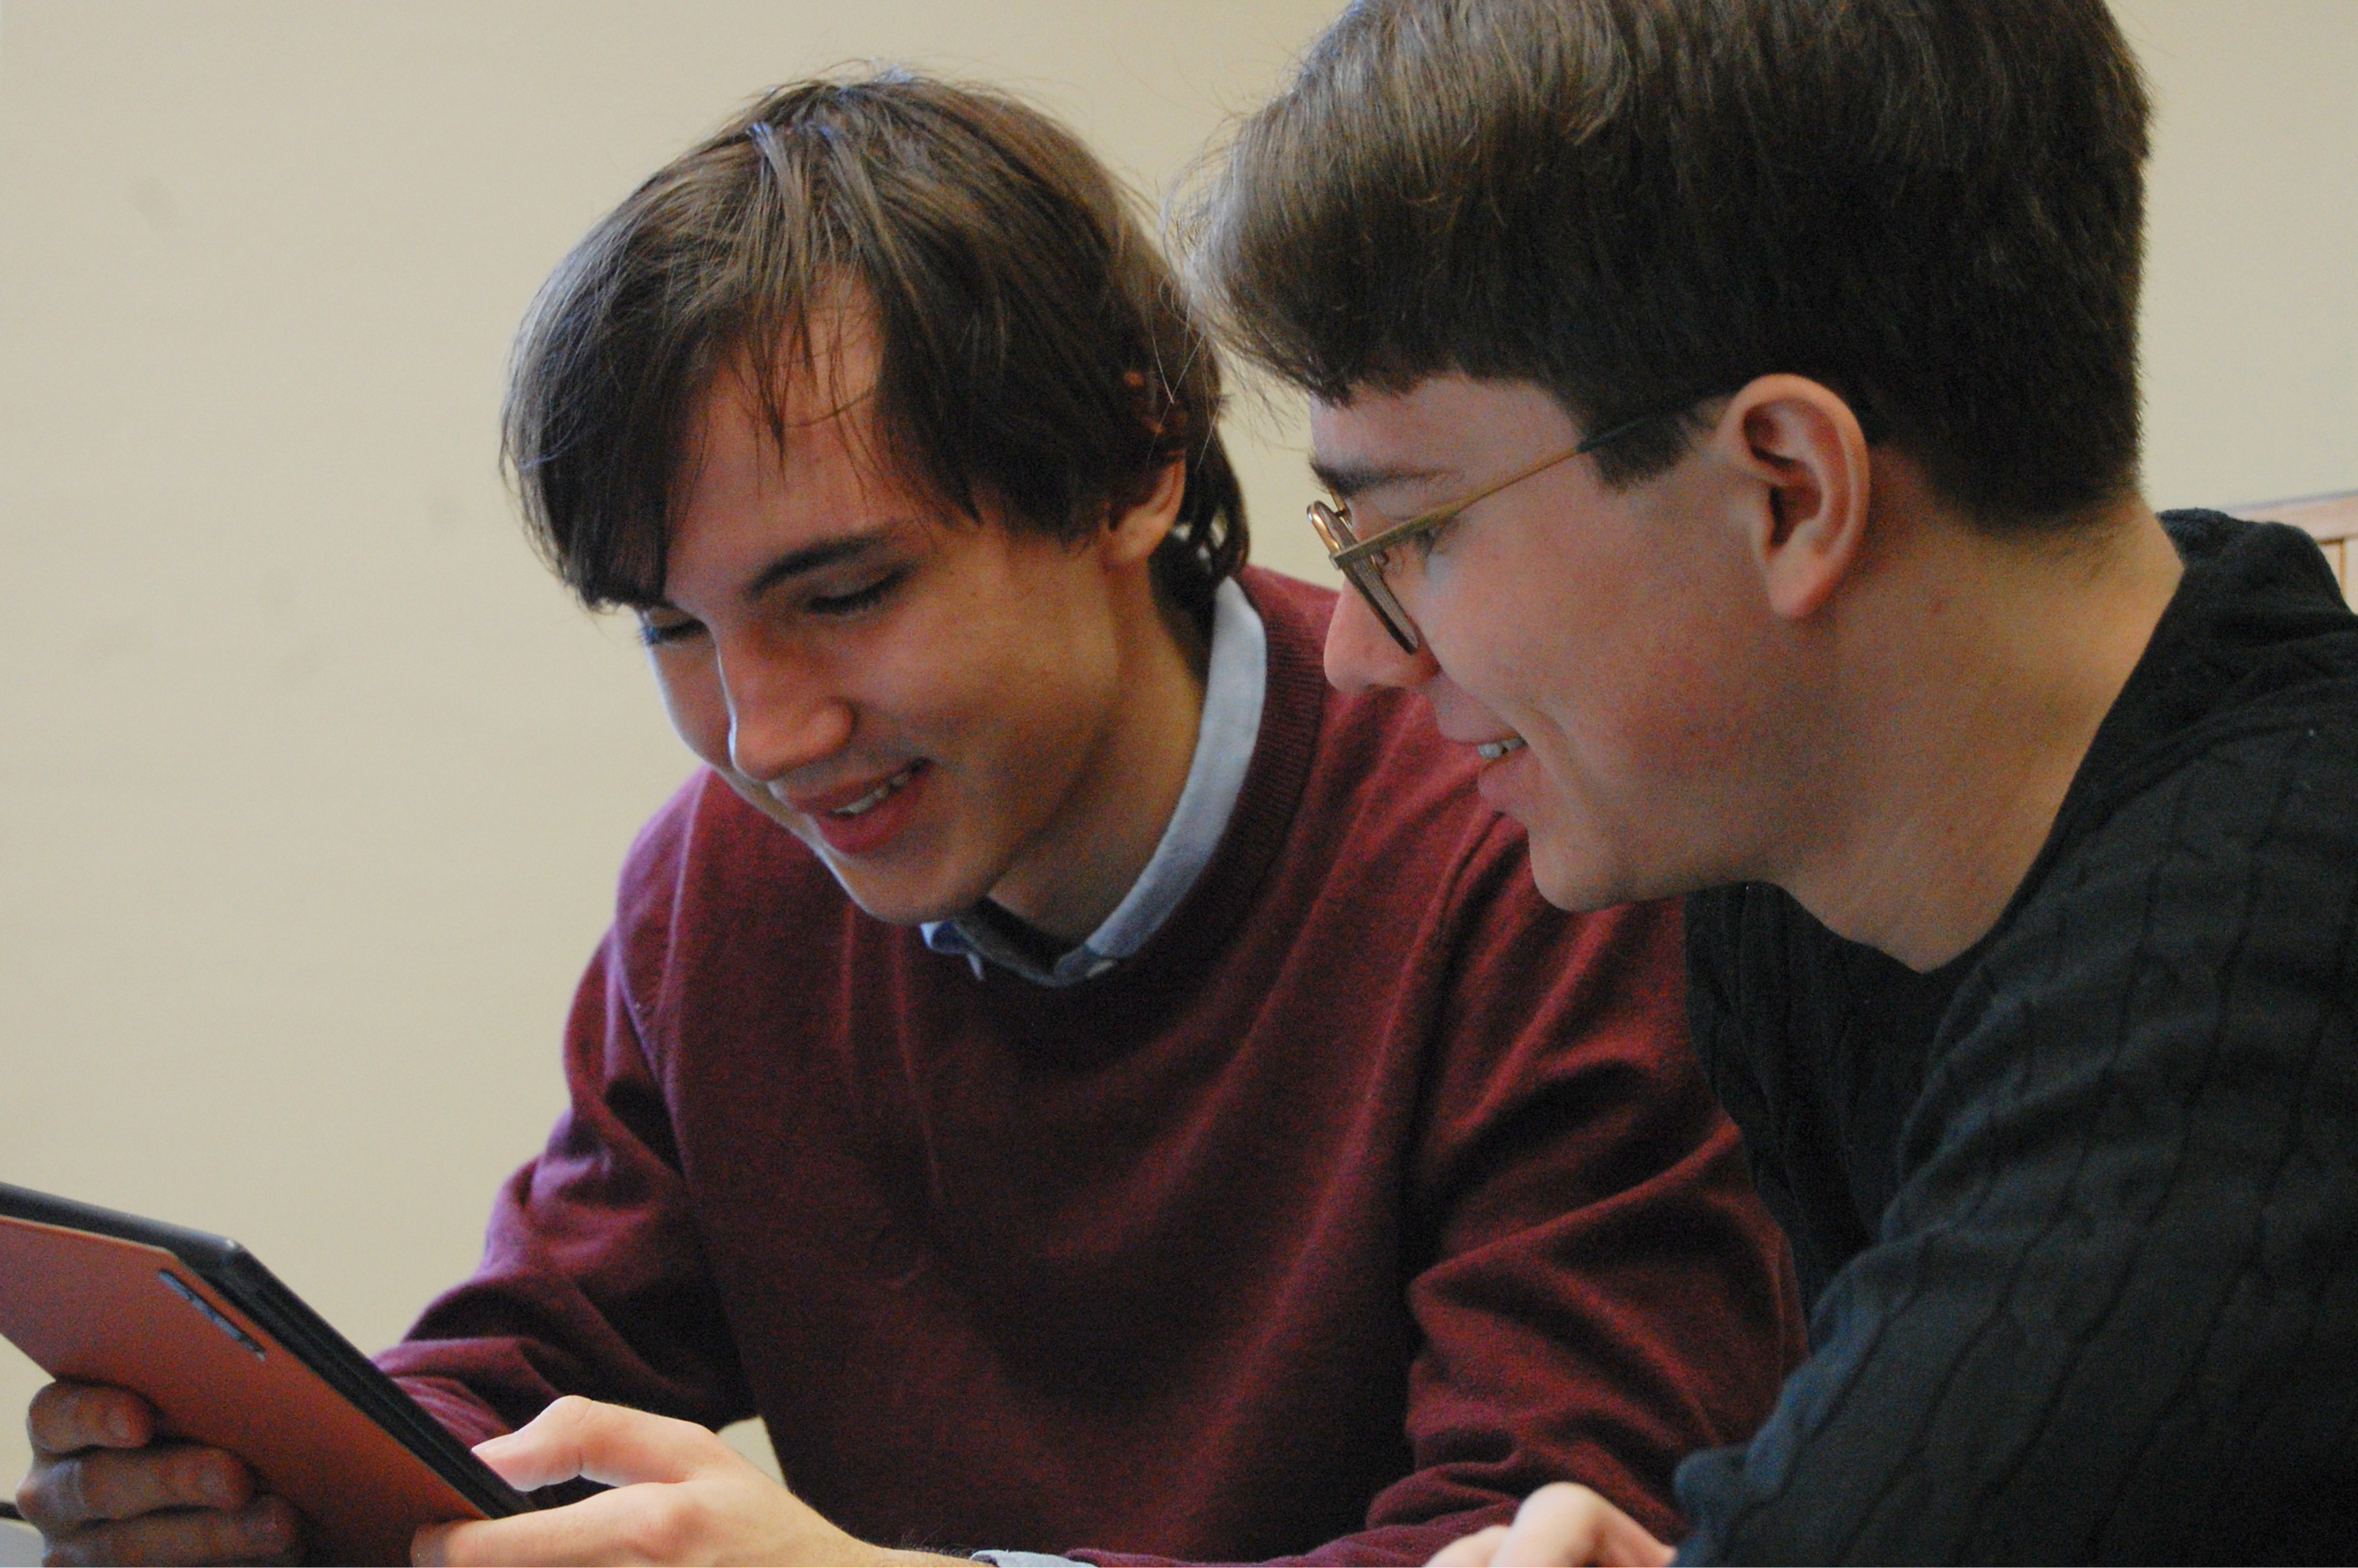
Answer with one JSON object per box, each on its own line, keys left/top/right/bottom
{"left": 16, "top": 72, "right": 1802, "bottom": 1567}
{"left": 1191, "top": 0, "right": 2358, "bottom": 1561}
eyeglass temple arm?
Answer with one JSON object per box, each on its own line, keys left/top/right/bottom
{"left": 1320, "top": 402, "right": 1689, "bottom": 568}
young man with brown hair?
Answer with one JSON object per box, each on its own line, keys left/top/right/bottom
{"left": 1188, "top": 0, "right": 2358, "bottom": 1560}
{"left": 16, "top": 71, "right": 1800, "bottom": 1566}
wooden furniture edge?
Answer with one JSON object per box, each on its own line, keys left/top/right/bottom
{"left": 2231, "top": 491, "right": 2358, "bottom": 542}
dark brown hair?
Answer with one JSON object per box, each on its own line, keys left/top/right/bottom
{"left": 507, "top": 69, "right": 1245, "bottom": 614}
{"left": 1184, "top": 0, "right": 2152, "bottom": 525}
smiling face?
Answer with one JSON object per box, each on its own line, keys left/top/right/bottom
{"left": 1311, "top": 375, "right": 1784, "bottom": 911}
{"left": 641, "top": 326, "right": 1198, "bottom": 937}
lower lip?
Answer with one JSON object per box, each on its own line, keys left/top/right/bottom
{"left": 807, "top": 761, "right": 930, "bottom": 857}
{"left": 1473, "top": 744, "right": 1534, "bottom": 811}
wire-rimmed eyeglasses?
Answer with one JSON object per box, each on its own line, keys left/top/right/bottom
{"left": 1306, "top": 398, "right": 1704, "bottom": 652}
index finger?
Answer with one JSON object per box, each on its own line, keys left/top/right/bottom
{"left": 1426, "top": 1524, "right": 1511, "bottom": 1566}
{"left": 1492, "top": 1484, "right": 1674, "bottom": 1568}
{"left": 469, "top": 1396, "right": 732, "bottom": 1493}
{"left": 27, "top": 1382, "right": 156, "bottom": 1457}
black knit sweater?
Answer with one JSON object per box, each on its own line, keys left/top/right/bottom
{"left": 1677, "top": 512, "right": 2358, "bottom": 1563}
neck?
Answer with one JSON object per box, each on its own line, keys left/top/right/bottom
{"left": 1778, "top": 491, "right": 2182, "bottom": 970}
{"left": 989, "top": 582, "right": 1211, "bottom": 945}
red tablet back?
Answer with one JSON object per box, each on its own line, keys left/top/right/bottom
{"left": 0, "top": 1214, "right": 492, "bottom": 1566}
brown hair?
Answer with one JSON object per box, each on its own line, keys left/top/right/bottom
{"left": 1183, "top": 0, "right": 2152, "bottom": 525}
{"left": 507, "top": 69, "right": 1245, "bottom": 615}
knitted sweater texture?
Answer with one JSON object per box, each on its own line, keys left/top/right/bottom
{"left": 377, "top": 568, "right": 1803, "bottom": 1565}
{"left": 1678, "top": 513, "right": 2358, "bottom": 1562}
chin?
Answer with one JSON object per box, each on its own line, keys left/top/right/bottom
{"left": 1524, "top": 837, "right": 1640, "bottom": 915}
{"left": 771, "top": 809, "right": 978, "bottom": 928}
{"left": 820, "top": 865, "right": 980, "bottom": 928}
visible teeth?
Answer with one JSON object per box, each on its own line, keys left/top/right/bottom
{"left": 831, "top": 765, "right": 917, "bottom": 817}
{"left": 1476, "top": 736, "right": 1527, "bottom": 761}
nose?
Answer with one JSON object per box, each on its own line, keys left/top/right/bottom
{"left": 717, "top": 640, "right": 855, "bottom": 784}
{"left": 1323, "top": 585, "right": 1440, "bottom": 696}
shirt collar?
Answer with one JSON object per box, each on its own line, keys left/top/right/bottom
{"left": 920, "top": 576, "right": 1268, "bottom": 985}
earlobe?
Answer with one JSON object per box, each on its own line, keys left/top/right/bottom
{"left": 1713, "top": 375, "right": 1871, "bottom": 622}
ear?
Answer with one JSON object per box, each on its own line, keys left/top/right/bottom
{"left": 1703, "top": 375, "right": 1873, "bottom": 621}
{"left": 1102, "top": 456, "right": 1187, "bottom": 569}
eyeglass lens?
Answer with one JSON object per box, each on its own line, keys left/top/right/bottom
{"left": 1307, "top": 500, "right": 1421, "bottom": 652}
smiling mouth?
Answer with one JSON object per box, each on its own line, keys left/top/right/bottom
{"left": 1476, "top": 736, "right": 1527, "bottom": 761}
{"left": 829, "top": 762, "right": 920, "bottom": 817}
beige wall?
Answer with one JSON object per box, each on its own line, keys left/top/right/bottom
{"left": 3, "top": 0, "right": 2355, "bottom": 1498}
{"left": 2125, "top": 1, "right": 2358, "bottom": 507}
{"left": 0, "top": 0, "right": 1347, "bottom": 1493}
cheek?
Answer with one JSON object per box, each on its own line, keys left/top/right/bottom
{"left": 1519, "top": 636, "right": 1749, "bottom": 801}
{"left": 957, "top": 568, "right": 1125, "bottom": 739}
{"left": 1613, "top": 637, "right": 1730, "bottom": 762}
{"left": 973, "top": 634, "right": 1121, "bottom": 785}
{"left": 1519, "top": 544, "right": 1752, "bottom": 771}
{"left": 1616, "top": 586, "right": 1774, "bottom": 777}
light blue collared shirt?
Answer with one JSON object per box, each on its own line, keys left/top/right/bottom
{"left": 920, "top": 577, "right": 1267, "bottom": 986}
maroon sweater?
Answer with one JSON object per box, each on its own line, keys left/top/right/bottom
{"left": 378, "top": 570, "right": 1801, "bottom": 1564}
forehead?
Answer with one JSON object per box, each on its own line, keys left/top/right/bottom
{"left": 675, "top": 305, "right": 923, "bottom": 513}
{"left": 662, "top": 328, "right": 928, "bottom": 583}
{"left": 715, "top": 302, "right": 885, "bottom": 450}
{"left": 1307, "top": 376, "right": 1577, "bottom": 498}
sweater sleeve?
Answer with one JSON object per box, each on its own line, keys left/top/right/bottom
{"left": 373, "top": 928, "right": 754, "bottom": 1445}
{"left": 1674, "top": 720, "right": 2358, "bottom": 1562}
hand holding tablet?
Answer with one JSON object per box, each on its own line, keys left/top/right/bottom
{"left": 20, "top": 1379, "right": 308, "bottom": 1565}
{"left": 0, "top": 1181, "right": 534, "bottom": 1566}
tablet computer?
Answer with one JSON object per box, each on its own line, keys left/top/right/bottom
{"left": 0, "top": 1180, "right": 534, "bottom": 1566}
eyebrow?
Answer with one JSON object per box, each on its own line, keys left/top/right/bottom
{"left": 742, "top": 528, "right": 898, "bottom": 603}
{"left": 1306, "top": 456, "right": 1459, "bottom": 503}
{"left": 630, "top": 524, "right": 907, "bottom": 618}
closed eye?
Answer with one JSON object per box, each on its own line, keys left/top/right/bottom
{"left": 807, "top": 572, "right": 902, "bottom": 618}
{"left": 637, "top": 615, "right": 705, "bottom": 649}
{"left": 1408, "top": 512, "right": 1461, "bottom": 561}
